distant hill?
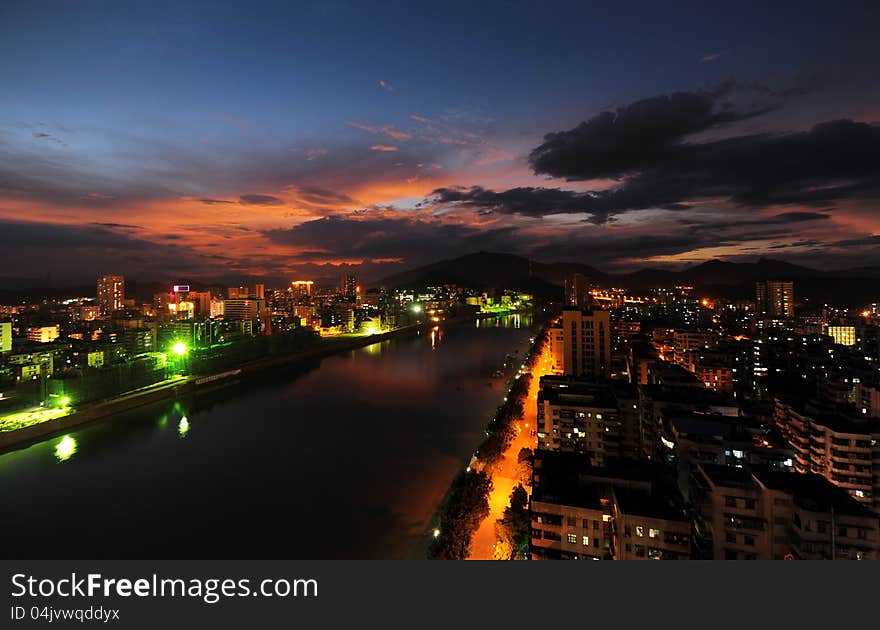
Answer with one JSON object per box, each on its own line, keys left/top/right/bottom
{"left": 2, "top": 253, "right": 877, "bottom": 306}
{"left": 375, "top": 252, "right": 880, "bottom": 306}
{"left": 376, "top": 252, "right": 563, "bottom": 298}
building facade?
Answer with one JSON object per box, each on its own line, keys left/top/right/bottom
{"left": 97, "top": 275, "right": 125, "bottom": 315}
{"left": 756, "top": 280, "right": 794, "bottom": 318}
{"left": 562, "top": 309, "right": 610, "bottom": 378}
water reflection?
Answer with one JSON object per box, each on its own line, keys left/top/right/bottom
{"left": 54, "top": 435, "right": 77, "bottom": 461}
{"left": 0, "top": 312, "right": 536, "bottom": 559}
{"left": 430, "top": 326, "right": 443, "bottom": 349}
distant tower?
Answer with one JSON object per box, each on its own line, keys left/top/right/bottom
{"left": 565, "top": 273, "right": 590, "bottom": 308}
{"left": 341, "top": 275, "right": 357, "bottom": 302}
{"left": 97, "top": 274, "right": 125, "bottom": 315}
{"left": 562, "top": 309, "right": 610, "bottom": 378}
{"left": 756, "top": 281, "right": 794, "bottom": 318}
{"left": 291, "top": 281, "right": 313, "bottom": 298}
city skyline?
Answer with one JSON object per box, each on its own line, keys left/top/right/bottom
{"left": 2, "top": 1, "right": 880, "bottom": 285}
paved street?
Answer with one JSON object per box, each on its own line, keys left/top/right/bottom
{"left": 468, "top": 342, "right": 553, "bottom": 560}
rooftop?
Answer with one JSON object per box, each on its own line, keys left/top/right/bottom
{"left": 752, "top": 468, "right": 877, "bottom": 518}
{"left": 697, "top": 462, "right": 757, "bottom": 490}
{"left": 538, "top": 376, "right": 618, "bottom": 408}
{"left": 614, "top": 486, "right": 689, "bottom": 523}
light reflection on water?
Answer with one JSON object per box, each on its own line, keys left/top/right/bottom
{"left": 0, "top": 313, "right": 535, "bottom": 559}
{"left": 53, "top": 435, "right": 77, "bottom": 462}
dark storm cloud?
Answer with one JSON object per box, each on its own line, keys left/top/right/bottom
{"left": 0, "top": 219, "right": 236, "bottom": 281}
{"left": 768, "top": 211, "right": 832, "bottom": 222}
{"left": 0, "top": 220, "right": 153, "bottom": 249}
{"left": 528, "top": 232, "right": 727, "bottom": 264}
{"left": 91, "top": 221, "right": 145, "bottom": 229}
{"left": 199, "top": 198, "right": 236, "bottom": 205}
{"left": 239, "top": 194, "right": 284, "bottom": 206}
{"left": 678, "top": 211, "right": 831, "bottom": 231}
{"left": 264, "top": 216, "right": 519, "bottom": 264}
{"left": 438, "top": 111, "right": 880, "bottom": 224}
{"left": 528, "top": 86, "right": 772, "bottom": 180}
{"left": 261, "top": 214, "right": 762, "bottom": 271}
{"left": 431, "top": 186, "right": 615, "bottom": 222}
{"left": 672, "top": 120, "right": 880, "bottom": 208}
{"left": 826, "top": 235, "right": 880, "bottom": 248}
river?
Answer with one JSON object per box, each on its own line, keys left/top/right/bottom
{"left": 0, "top": 313, "right": 536, "bottom": 559}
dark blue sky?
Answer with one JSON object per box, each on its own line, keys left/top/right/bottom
{"left": 1, "top": 1, "right": 879, "bottom": 283}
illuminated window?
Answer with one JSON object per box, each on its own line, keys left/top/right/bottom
{"left": 582, "top": 536, "right": 590, "bottom": 547}
{"left": 635, "top": 526, "right": 645, "bottom": 537}
{"left": 567, "top": 533, "right": 577, "bottom": 544}
{"left": 649, "top": 528, "right": 661, "bottom": 539}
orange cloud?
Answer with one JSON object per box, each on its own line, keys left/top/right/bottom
{"left": 347, "top": 121, "right": 411, "bottom": 140}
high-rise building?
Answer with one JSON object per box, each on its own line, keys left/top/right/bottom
{"left": 291, "top": 280, "right": 314, "bottom": 298}
{"left": 227, "top": 286, "right": 250, "bottom": 300}
{"left": 549, "top": 323, "right": 564, "bottom": 373}
{"left": 188, "top": 291, "right": 212, "bottom": 316}
{"left": 562, "top": 309, "right": 611, "bottom": 378}
{"left": 756, "top": 281, "right": 794, "bottom": 318}
{"left": 0, "top": 321, "right": 12, "bottom": 353}
{"left": 773, "top": 397, "right": 880, "bottom": 513}
{"left": 824, "top": 325, "right": 856, "bottom": 346}
{"left": 209, "top": 298, "right": 225, "bottom": 318}
{"left": 536, "top": 376, "right": 621, "bottom": 464}
{"left": 340, "top": 275, "right": 357, "bottom": 302}
{"left": 253, "top": 283, "right": 265, "bottom": 300}
{"left": 27, "top": 325, "right": 60, "bottom": 343}
{"left": 565, "top": 273, "right": 590, "bottom": 308}
{"left": 691, "top": 463, "right": 878, "bottom": 560}
{"left": 97, "top": 275, "right": 125, "bottom": 315}
{"left": 530, "top": 451, "right": 692, "bottom": 560}
{"left": 222, "top": 298, "right": 266, "bottom": 332}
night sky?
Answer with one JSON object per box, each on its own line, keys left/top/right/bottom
{"left": 1, "top": 1, "right": 879, "bottom": 285}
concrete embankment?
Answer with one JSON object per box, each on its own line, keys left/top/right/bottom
{"left": 0, "top": 378, "right": 194, "bottom": 450}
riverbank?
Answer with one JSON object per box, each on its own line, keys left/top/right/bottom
{"left": 428, "top": 322, "right": 549, "bottom": 559}
{"left": 467, "top": 339, "right": 552, "bottom": 559}
{"left": 0, "top": 309, "right": 526, "bottom": 453}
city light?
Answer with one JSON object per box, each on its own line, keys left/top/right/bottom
{"left": 54, "top": 435, "right": 77, "bottom": 461}
{"left": 178, "top": 416, "right": 190, "bottom": 436}
{"left": 172, "top": 342, "right": 188, "bottom": 356}
{"left": 412, "top": 304, "right": 422, "bottom": 313}
{"left": 59, "top": 396, "right": 71, "bottom": 407}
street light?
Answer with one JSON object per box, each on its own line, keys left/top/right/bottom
{"left": 172, "top": 342, "right": 188, "bottom": 356}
